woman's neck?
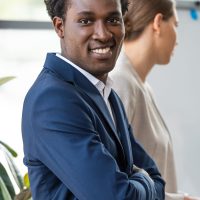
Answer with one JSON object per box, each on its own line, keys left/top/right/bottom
{"left": 124, "top": 38, "right": 155, "bottom": 82}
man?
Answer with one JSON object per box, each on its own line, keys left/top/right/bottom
{"left": 22, "top": 0, "right": 165, "bottom": 199}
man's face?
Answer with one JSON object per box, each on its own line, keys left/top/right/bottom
{"left": 55, "top": 0, "right": 125, "bottom": 82}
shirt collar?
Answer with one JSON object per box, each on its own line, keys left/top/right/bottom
{"left": 56, "top": 53, "right": 99, "bottom": 86}
{"left": 56, "top": 53, "right": 113, "bottom": 99}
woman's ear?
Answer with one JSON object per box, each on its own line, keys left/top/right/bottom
{"left": 53, "top": 17, "right": 64, "bottom": 38}
{"left": 152, "top": 13, "right": 163, "bottom": 35}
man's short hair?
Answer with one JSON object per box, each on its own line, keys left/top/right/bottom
{"left": 44, "top": 0, "right": 129, "bottom": 20}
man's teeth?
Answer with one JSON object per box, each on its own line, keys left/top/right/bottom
{"left": 91, "top": 47, "right": 111, "bottom": 54}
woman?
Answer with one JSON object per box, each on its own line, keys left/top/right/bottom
{"left": 111, "top": 0, "right": 199, "bottom": 199}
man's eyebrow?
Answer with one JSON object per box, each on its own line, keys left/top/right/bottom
{"left": 77, "top": 11, "right": 94, "bottom": 16}
{"left": 108, "top": 11, "right": 122, "bottom": 17}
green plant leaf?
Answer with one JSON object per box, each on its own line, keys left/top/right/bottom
{"left": 0, "top": 176, "right": 12, "bottom": 200}
{"left": 0, "top": 144, "right": 24, "bottom": 190}
{"left": 23, "top": 173, "right": 30, "bottom": 188}
{"left": 0, "top": 162, "right": 16, "bottom": 199}
{"left": 4, "top": 151, "right": 24, "bottom": 190}
{"left": 0, "top": 141, "right": 17, "bottom": 157}
{"left": 0, "top": 76, "right": 16, "bottom": 86}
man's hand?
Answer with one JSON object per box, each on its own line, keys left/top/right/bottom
{"left": 132, "top": 165, "right": 151, "bottom": 178}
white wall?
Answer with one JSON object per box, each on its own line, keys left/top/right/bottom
{"left": 148, "top": 10, "right": 200, "bottom": 196}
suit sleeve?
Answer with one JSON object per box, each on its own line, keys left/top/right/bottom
{"left": 128, "top": 124, "right": 165, "bottom": 199}
{"left": 27, "top": 84, "right": 164, "bottom": 200}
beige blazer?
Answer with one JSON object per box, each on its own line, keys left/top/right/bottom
{"left": 110, "top": 50, "right": 184, "bottom": 200}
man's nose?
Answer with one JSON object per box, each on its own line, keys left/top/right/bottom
{"left": 92, "top": 21, "right": 113, "bottom": 42}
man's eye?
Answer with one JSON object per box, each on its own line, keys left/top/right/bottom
{"left": 79, "top": 19, "right": 92, "bottom": 25}
{"left": 108, "top": 18, "right": 121, "bottom": 24}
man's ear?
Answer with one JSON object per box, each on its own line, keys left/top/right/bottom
{"left": 53, "top": 17, "right": 64, "bottom": 38}
{"left": 152, "top": 13, "right": 163, "bottom": 35}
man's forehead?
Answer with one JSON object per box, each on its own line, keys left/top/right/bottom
{"left": 68, "top": 0, "right": 122, "bottom": 14}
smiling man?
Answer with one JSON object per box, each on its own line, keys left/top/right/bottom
{"left": 21, "top": 0, "right": 165, "bottom": 199}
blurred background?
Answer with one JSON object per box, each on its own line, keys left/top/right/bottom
{"left": 0, "top": 0, "right": 200, "bottom": 197}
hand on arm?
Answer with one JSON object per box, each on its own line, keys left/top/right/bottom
{"left": 132, "top": 164, "right": 153, "bottom": 179}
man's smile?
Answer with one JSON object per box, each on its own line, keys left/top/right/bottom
{"left": 90, "top": 47, "right": 112, "bottom": 55}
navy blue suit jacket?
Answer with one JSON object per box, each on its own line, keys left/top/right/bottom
{"left": 22, "top": 53, "right": 165, "bottom": 200}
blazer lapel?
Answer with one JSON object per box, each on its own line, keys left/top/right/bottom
{"left": 82, "top": 87, "right": 116, "bottom": 133}
{"left": 75, "top": 80, "right": 126, "bottom": 155}
{"left": 109, "top": 90, "right": 133, "bottom": 174}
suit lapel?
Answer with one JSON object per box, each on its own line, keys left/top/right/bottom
{"left": 75, "top": 81, "right": 127, "bottom": 157}
{"left": 82, "top": 87, "right": 116, "bottom": 133}
{"left": 109, "top": 90, "right": 133, "bottom": 173}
